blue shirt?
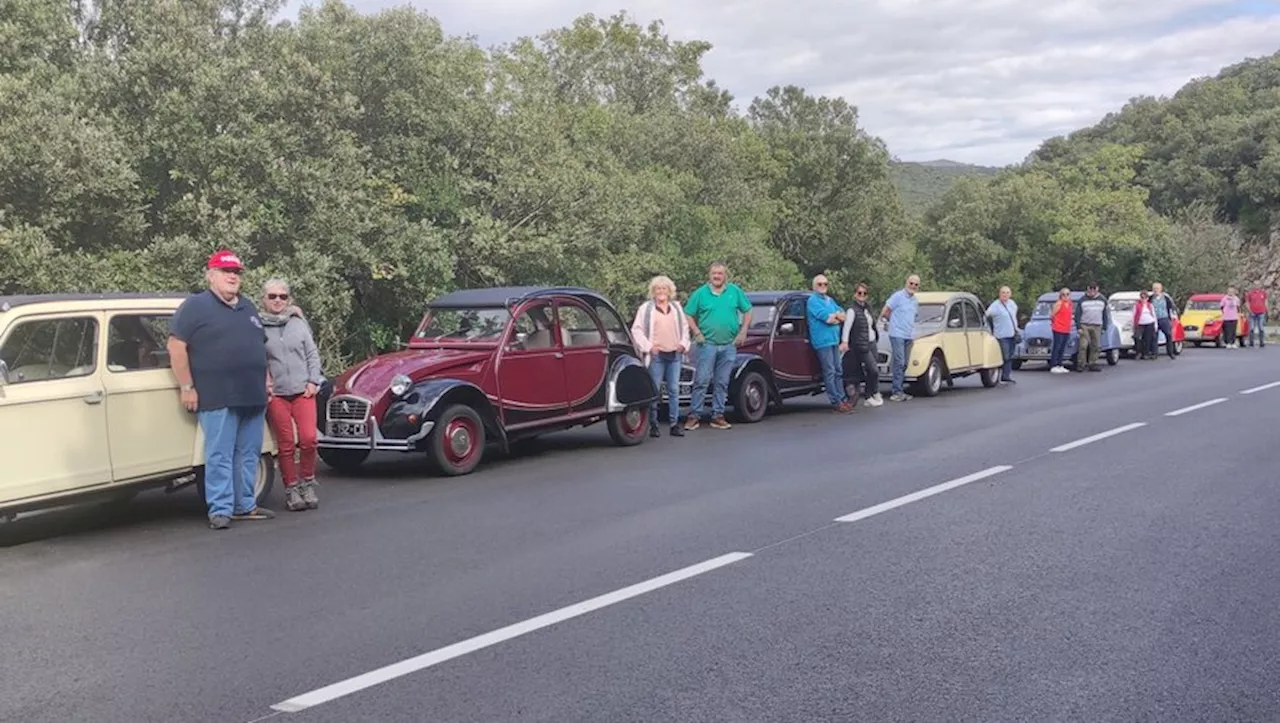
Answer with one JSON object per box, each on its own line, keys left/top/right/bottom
{"left": 885, "top": 289, "right": 918, "bottom": 339}
{"left": 1153, "top": 294, "right": 1171, "bottom": 320}
{"left": 170, "top": 291, "right": 268, "bottom": 411}
{"left": 806, "top": 293, "right": 843, "bottom": 349}
{"left": 985, "top": 299, "right": 1019, "bottom": 339}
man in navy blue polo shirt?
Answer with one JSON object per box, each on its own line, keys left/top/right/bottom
{"left": 167, "top": 250, "right": 276, "bottom": 529}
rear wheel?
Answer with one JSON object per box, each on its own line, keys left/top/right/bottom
{"left": 1106, "top": 348, "right": 1119, "bottom": 366}
{"left": 429, "top": 405, "right": 485, "bottom": 476}
{"left": 318, "top": 448, "right": 370, "bottom": 474}
{"left": 916, "top": 354, "right": 944, "bottom": 397}
{"left": 607, "top": 405, "right": 649, "bottom": 446}
{"left": 979, "top": 367, "right": 999, "bottom": 388}
{"left": 1215, "top": 335, "right": 1224, "bottom": 348}
{"left": 196, "top": 453, "right": 276, "bottom": 508}
{"left": 733, "top": 371, "right": 769, "bottom": 423}
{"left": 1194, "top": 341, "right": 1203, "bottom": 348}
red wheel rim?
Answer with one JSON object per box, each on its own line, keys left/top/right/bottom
{"left": 621, "top": 407, "right": 647, "bottom": 436}
{"left": 443, "top": 416, "right": 480, "bottom": 465}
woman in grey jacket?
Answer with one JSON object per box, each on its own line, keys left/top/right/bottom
{"left": 262, "top": 279, "right": 324, "bottom": 511}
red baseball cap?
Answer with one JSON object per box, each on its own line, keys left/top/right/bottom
{"left": 207, "top": 249, "right": 244, "bottom": 271}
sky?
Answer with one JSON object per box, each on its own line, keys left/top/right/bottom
{"left": 282, "top": 0, "right": 1280, "bottom": 166}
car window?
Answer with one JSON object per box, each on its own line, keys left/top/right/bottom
{"left": 510, "top": 303, "right": 556, "bottom": 350}
{"left": 107, "top": 314, "right": 172, "bottom": 371}
{"left": 415, "top": 307, "right": 511, "bottom": 342}
{"left": 962, "top": 301, "right": 984, "bottom": 329}
{"left": 749, "top": 303, "right": 778, "bottom": 334}
{"left": 1032, "top": 301, "right": 1054, "bottom": 318}
{"left": 557, "top": 303, "right": 604, "bottom": 347}
{"left": 946, "top": 303, "right": 964, "bottom": 329}
{"left": 591, "top": 301, "right": 630, "bottom": 344}
{"left": 0, "top": 317, "right": 99, "bottom": 384}
{"left": 1186, "top": 299, "right": 1219, "bottom": 311}
{"left": 1110, "top": 300, "right": 1136, "bottom": 313}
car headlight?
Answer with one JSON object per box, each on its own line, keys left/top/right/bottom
{"left": 389, "top": 373, "right": 412, "bottom": 397}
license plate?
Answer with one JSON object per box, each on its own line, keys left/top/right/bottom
{"left": 329, "top": 421, "right": 367, "bottom": 438}
{"left": 1027, "top": 347, "right": 1048, "bottom": 356}
{"left": 877, "top": 364, "right": 889, "bottom": 375}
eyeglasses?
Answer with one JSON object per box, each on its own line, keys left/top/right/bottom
{"left": 907, "top": 282, "right": 919, "bottom": 288}
{"left": 815, "top": 282, "right": 828, "bottom": 287}
{"left": 855, "top": 290, "right": 867, "bottom": 296}
{"left": 267, "top": 293, "right": 290, "bottom": 301}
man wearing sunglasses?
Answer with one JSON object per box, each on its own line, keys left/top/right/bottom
{"left": 167, "top": 250, "right": 275, "bottom": 530}
{"left": 881, "top": 275, "right": 921, "bottom": 401}
{"left": 807, "top": 275, "right": 853, "bottom": 413}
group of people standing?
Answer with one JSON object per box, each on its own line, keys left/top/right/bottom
{"left": 1217, "top": 286, "right": 1269, "bottom": 349}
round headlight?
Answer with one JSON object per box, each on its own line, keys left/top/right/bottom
{"left": 389, "top": 374, "right": 412, "bottom": 397}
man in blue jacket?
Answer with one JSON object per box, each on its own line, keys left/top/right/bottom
{"left": 808, "top": 275, "right": 853, "bottom": 413}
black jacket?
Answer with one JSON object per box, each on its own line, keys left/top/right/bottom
{"left": 841, "top": 300, "right": 878, "bottom": 350}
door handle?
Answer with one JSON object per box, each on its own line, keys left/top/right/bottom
{"left": 554, "top": 352, "right": 564, "bottom": 359}
{"left": 83, "top": 391, "right": 104, "bottom": 405}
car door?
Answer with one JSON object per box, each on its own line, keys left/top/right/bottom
{"left": 770, "top": 297, "right": 821, "bottom": 390}
{"left": 555, "top": 299, "right": 609, "bottom": 413}
{"left": 963, "top": 299, "right": 988, "bottom": 369}
{"left": 496, "top": 301, "right": 569, "bottom": 429}
{"left": 100, "top": 311, "right": 195, "bottom": 482}
{"left": 943, "top": 301, "right": 971, "bottom": 371}
{"left": 0, "top": 313, "right": 112, "bottom": 504}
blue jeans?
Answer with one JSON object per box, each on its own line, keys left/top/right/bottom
{"left": 815, "top": 345, "right": 846, "bottom": 406}
{"left": 648, "top": 351, "right": 682, "bottom": 424}
{"left": 998, "top": 336, "right": 1015, "bottom": 381}
{"left": 1156, "top": 317, "right": 1175, "bottom": 357}
{"left": 889, "top": 336, "right": 913, "bottom": 395}
{"left": 198, "top": 406, "right": 266, "bottom": 518}
{"left": 1050, "top": 331, "right": 1069, "bottom": 367}
{"left": 689, "top": 342, "right": 736, "bottom": 419}
{"left": 1250, "top": 313, "right": 1266, "bottom": 345}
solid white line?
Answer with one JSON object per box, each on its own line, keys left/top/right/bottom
{"left": 1165, "top": 397, "right": 1228, "bottom": 417}
{"left": 270, "top": 552, "right": 753, "bottom": 713}
{"left": 1240, "top": 381, "right": 1280, "bottom": 395}
{"left": 1050, "top": 422, "right": 1146, "bottom": 453}
{"left": 834, "top": 466, "right": 1013, "bottom": 523}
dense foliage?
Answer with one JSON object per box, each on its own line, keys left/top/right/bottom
{"left": 889, "top": 160, "right": 1000, "bottom": 217}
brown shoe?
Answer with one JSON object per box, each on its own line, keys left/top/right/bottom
{"left": 834, "top": 402, "right": 855, "bottom": 414}
{"left": 684, "top": 415, "right": 701, "bottom": 431}
{"left": 710, "top": 416, "right": 731, "bottom": 429}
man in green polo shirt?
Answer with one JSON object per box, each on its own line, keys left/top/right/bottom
{"left": 683, "top": 261, "right": 753, "bottom": 430}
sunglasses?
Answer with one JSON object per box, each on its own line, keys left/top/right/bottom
{"left": 815, "top": 282, "right": 828, "bottom": 287}
{"left": 267, "top": 293, "right": 290, "bottom": 301}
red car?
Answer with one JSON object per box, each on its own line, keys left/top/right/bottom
{"left": 1182, "top": 293, "right": 1251, "bottom": 348}
{"left": 316, "top": 287, "right": 657, "bottom": 476}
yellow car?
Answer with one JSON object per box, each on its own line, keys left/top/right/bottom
{"left": 876, "top": 291, "right": 1005, "bottom": 396}
{"left": 0, "top": 293, "right": 278, "bottom": 522}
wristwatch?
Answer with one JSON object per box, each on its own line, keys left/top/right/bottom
{"left": 181, "top": 384, "right": 195, "bottom": 392}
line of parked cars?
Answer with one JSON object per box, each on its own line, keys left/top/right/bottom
{"left": 0, "top": 285, "right": 1249, "bottom": 521}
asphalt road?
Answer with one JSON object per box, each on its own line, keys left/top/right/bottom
{"left": 3, "top": 346, "right": 1279, "bottom": 722}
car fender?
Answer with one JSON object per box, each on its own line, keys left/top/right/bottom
{"left": 978, "top": 332, "right": 1004, "bottom": 368}
{"left": 1102, "top": 322, "right": 1122, "bottom": 350}
{"left": 908, "top": 334, "right": 942, "bottom": 378}
{"left": 388, "top": 378, "right": 505, "bottom": 448}
{"left": 608, "top": 355, "right": 657, "bottom": 411}
{"left": 730, "top": 354, "right": 781, "bottom": 403}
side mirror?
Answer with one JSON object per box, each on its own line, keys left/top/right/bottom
{"left": 779, "top": 322, "right": 795, "bottom": 334}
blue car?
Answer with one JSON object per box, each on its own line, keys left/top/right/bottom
{"left": 1013, "top": 291, "right": 1122, "bottom": 370}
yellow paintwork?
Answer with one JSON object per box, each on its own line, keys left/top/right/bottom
{"left": 0, "top": 296, "right": 276, "bottom": 511}
{"left": 905, "top": 291, "right": 1004, "bottom": 380}
{"left": 1179, "top": 309, "right": 1221, "bottom": 342}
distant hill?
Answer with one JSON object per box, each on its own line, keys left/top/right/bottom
{"left": 890, "top": 160, "right": 1002, "bottom": 216}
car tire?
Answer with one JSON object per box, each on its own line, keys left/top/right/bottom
{"left": 428, "top": 405, "right": 486, "bottom": 476}
{"left": 733, "top": 371, "right": 769, "bottom": 423}
{"left": 917, "top": 354, "right": 944, "bottom": 397}
{"left": 319, "top": 448, "right": 371, "bottom": 474}
{"left": 979, "top": 367, "right": 999, "bottom": 388}
{"left": 1011, "top": 360, "right": 1023, "bottom": 371}
{"left": 1106, "top": 348, "right": 1119, "bottom": 366}
{"left": 196, "top": 453, "right": 276, "bottom": 508}
{"left": 607, "top": 405, "right": 649, "bottom": 446}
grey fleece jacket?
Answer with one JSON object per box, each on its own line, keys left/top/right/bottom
{"left": 263, "top": 312, "right": 323, "bottom": 397}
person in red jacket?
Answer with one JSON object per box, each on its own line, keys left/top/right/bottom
{"left": 1245, "top": 287, "right": 1268, "bottom": 348}
{"left": 1049, "top": 288, "right": 1073, "bottom": 374}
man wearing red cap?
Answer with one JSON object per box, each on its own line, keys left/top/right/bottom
{"left": 166, "top": 250, "right": 276, "bottom": 529}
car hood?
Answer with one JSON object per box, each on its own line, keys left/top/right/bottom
{"left": 1181, "top": 310, "right": 1222, "bottom": 326}
{"left": 332, "top": 348, "right": 493, "bottom": 398}
{"left": 1023, "top": 318, "right": 1054, "bottom": 338}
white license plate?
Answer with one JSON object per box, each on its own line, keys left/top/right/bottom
{"left": 1027, "top": 347, "right": 1049, "bottom": 356}
{"left": 329, "top": 421, "right": 367, "bottom": 438}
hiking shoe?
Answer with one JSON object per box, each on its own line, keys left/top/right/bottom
{"left": 300, "top": 480, "right": 320, "bottom": 510}
{"left": 285, "top": 485, "right": 306, "bottom": 512}
{"left": 710, "top": 416, "right": 732, "bottom": 429}
{"left": 649, "top": 424, "right": 661, "bottom": 438}
{"left": 209, "top": 515, "right": 231, "bottom": 530}
{"left": 669, "top": 424, "right": 684, "bottom": 437}
{"left": 684, "top": 416, "right": 701, "bottom": 431}
{"left": 834, "top": 402, "right": 854, "bottom": 414}
{"left": 231, "top": 507, "right": 275, "bottom": 521}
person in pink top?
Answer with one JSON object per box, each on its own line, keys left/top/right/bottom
{"left": 1245, "top": 286, "right": 1268, "bottom": 347}
{"left": 1220, "top": 286, "right": 1241, "bottom": 349}
{"left": 1132, "top": 291, "right": 1158, "bottom": 360}
{"left": 630, "top": 275, "right": 691, "bottom": 437}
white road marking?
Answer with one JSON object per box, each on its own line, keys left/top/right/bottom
{"left": 1049, "top": 422, "right": 1146, "bottom": 453}
{"left": 1240, "top": 381, "right": 1280, "bottom": 395}
{"left": 834, "top": 466, "right": 1013, "bottom": 523}
{"left": 1165, "top": 398, "right": 1228, "bottom": 417}
{"left": 270, "top": 551, "right": 753, "bottom": 713}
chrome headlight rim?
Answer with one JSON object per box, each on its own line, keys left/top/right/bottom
{"left": 389, "top": 374, "right": 412, "bottom": 398}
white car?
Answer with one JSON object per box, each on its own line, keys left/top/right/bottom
{"left": 1107, "top": 291, "right": 1184, "bottom": 357}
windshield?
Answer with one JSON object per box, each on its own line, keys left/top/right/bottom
{"left": 414, "top": 307, "right": 511, "bottom": 343}
{"left": 1110, "top": 300, "right": 1136, "bottom": 313}
{"left": 1032, "top": 300, "right": 1056, "bottom": 318}
{"left": 915, "top": 304, "right": 945, "bottom": 328}
{"left": 1186, "top": 299, "right": 1219, "bottom": 311}
{"left": 748, "top": 304, "right": 776, "bottom": 334}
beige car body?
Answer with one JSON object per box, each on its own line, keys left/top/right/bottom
{"left": 877, "top": 291, "right": 1005, "bottom": 396}
{"left": 0, "top": 293, "right": 276, "bottom": 518}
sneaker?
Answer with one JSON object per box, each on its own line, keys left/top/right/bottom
{"left": 1049, "top": 366, "right": 1067, "bottom": 374}
{"left": 669, "top": 424, "right": 684, "bottom": 437}
{"left": 209, "top": 515, "right": 231, "bottom": 530}
{"left": 863, "top": 394, "right": 884, "bottom": 407}
{"left": 684, "top": 416, "right": 701, "bottom": 431}
{"left": 1002, "top": 378, "right": 1017, "bottom": 385}
{"left": 889, "top": 392, "right": 907, "bottom": 402}
{"left": 649, "top": 424, "right": 661, "bottom": 438}
{"left": 710, "top": 416, "right": 732, "bottom": 429}
{"left": 300, "top": 480, "right": 319, "bottom": 510}
{"left": 285, "top": 485, "right": 306, "bottom": 512}
{"left": 231, "top": 507, "right": 275, "bottom": 521}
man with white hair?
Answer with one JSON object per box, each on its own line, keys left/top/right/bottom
{"left": 807, "top": 274, "right": 852, "bottom": 413}
{"left": 881, "top": 274, "right": 921, "bottom": 401}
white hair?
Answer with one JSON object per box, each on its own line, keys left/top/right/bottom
{"left": 262, "top": 277, "right": 291, "bottom": 295}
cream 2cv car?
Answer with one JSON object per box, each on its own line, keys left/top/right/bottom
{"left": 875, "top": 291, "right": 1005, "bottom": 396}
{"left": 0, "top": 293, "right": 277, "bottom": 522}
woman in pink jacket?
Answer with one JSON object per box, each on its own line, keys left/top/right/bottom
{"left": 630, "top": 275, "right": 691, "bottom": 437}
{"left": 1133, "top": 291, "right": 1158, "bottom": 360}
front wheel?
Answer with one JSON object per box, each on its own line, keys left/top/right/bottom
{"left": 1106, "top": 348, "right": 1119, "bottom": 366}
{"left": 733, "top": 371, "right": 769, "bottom": 423}
{"left": 429, "top": 405, "right": 485, "bottom": 476}
{"left": 979, "top": 367, "right": 999, "bottom": 388}
{"left": 318, "top": 448, "right": 371, "bottom": 474}
{"left": 607, "top": 405, "right": 649, "bottom": 446}
{"left": 196, "top": 453, "right": 276, "bottom": 507}
{"left": 916, "top": 355, "right": 944, "bottom": 397}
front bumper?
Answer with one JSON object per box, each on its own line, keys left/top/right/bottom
{"left": 317, "top": 416, "right": 436, "bottom": 452}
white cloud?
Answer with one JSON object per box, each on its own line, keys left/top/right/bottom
{"left": 287, "top": 0, "right": 1280, "bottom": 165}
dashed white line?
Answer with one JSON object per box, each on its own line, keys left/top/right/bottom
{"left": 1049, "top": 423, "right": 1147, "bottom": 453}
{"left": 1165, "top": 398, "right": 1228, "bottom": 417}
{"left": 834, "top": 466, "right": 1013, "bottom": 523}
{"left": 1240, "top": 381, "right": 1280, "bottom": 395}
{"left": 270, "top": 552, "right": 753, "bottom": 713}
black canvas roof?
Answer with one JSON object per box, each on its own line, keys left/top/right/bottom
{"left": 428, "top": 286, "right": 612, "bottom": 309}
{"left": 746, "top": 291, "right": 806, "bottom": 305}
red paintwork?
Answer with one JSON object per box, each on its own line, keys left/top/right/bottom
{"left": 1172, "top": 318, "right": 1186, "bottom": 343}
{"left": 1189, "top": 293, "right": 1250, "bottom": 341}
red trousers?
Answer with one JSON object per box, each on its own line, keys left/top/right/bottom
{"left": 267, "top": 394, "right": 318, "bottom": 485}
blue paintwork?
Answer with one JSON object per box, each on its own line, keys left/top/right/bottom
{"left": 1014, "top": 291, "right": 1122, "bottom": 366}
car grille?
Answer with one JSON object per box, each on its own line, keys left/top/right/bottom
{"left": 1184, "top": 325, "right": 1198, "bottom": 332}
{"left": 1028, "top": 337, "right": 1050, "bottom": 347}
{"left": 328, "top": 396, "right": 370, "bottom": 422}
